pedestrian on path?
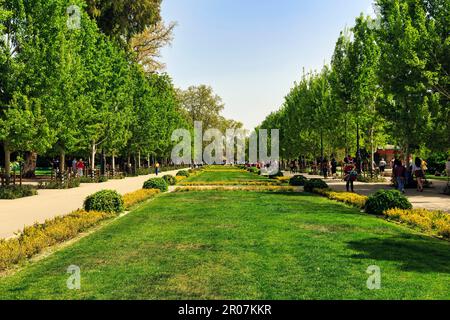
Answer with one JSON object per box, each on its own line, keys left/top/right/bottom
{"left": 379, "top": 158, "right": 387, "bottom": 174}
{"left": 155, "top": 162, "right": 160, "bottom": 176}
{"left": 412, "top": 157, "right": 425, "bottom": 192}
{"left": 393, "top": 159, "right": 406, "bottom": 193}
{"left": 344, "top": 157, "right": 357, "bottom": 193}
{"left": 76, "top": 159, "right": 85, "bottom": 177}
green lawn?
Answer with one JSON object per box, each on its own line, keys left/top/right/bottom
{"left": 1, "top": 189, "right": 449, "bottom": 299}
{"left": 426, "top": 175, "right": 450, "bottom": 182}
{"left": 183, "top": 167, "right": 271, "bottom": 184}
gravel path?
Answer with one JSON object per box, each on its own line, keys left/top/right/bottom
{"left": 0, "top": 170, "right": 186, "bottom": 239}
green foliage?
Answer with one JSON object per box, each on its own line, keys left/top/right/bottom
{"left": 162, "top": 175, "right": 176, "bottom": 186}
{"left": 143, "top": 178, "right": 168, "bottom": 192}
{"left": 38, "top": 178, "right": 81, "bottom": 190}
{"left": 247, "top": 167, "right": 261, "bottom": 175}
{"left": 289, "top": 175, "right": 308, "bottom": 186}
{"left": 304, "top": 179, "right": 329, "bottom": 193}
{"left": 176, "top": 170, "right": 190, "bottom": 177}
{"left": 365, "top": 189, "right": 413, "bottom": 215}
{"left": 0, "top": 185, "right": 37, "bottom": 199}
{"left": 83, "top": 190, "right": 124, "bottom": 214}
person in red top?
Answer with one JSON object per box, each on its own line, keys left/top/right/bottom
{"left": 76, "top": 159, "right": 85, "bottom": 177}
{"left": 344, "top": 157, "right": 357, "bottom": 192}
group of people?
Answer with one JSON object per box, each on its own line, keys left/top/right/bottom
{"left": 392, "top": 157, "right": 428, "bottom": 193}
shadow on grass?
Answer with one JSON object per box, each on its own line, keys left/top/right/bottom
{"left": 347, "top": 235, "right": 450, "bottom": 273}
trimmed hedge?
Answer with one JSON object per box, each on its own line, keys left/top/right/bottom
{"left": 365, "top": 189, "right": 412, "bottom": 215}
{"left": 123, "top": 189, "right": 160, "bottom": 209}
{"left": 0, "top": 210, "right": 114, "bottom": 271}
{"left": 143, "top": 178, "right": 169, "bottom": 192}
{"left": 304, "top": 179, "right": 329, "bottom": 192}
{"left": 289, "top": 175, "right": 308, "bottom": 186}
{"left": 162, "top": 175, "right": 176, "bottom": 186}
{"left": 83, "top": 190, "right": 124, "bottom": 214}
{"left": 176, "top": 170, "right": 190, "bottom": 177}
{"left": 385, "top": 208, "right": 450, "bottom": 239}
{"left": 0, "top": 185, "right": 37, "bottom": 199}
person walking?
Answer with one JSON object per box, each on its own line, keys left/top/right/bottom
{"left": 412, "top": 157, "right": 425, "bottom": 192}
{"left": 72, "top": 158, "right": 77, "bottom": 174}
{"left": 379, "top": 158, "right": 387, "bottom": 175}
{"left": 331, "top": 157, "right": 338, "bottom": 179}
{"left": 155, "top": 162, "right": 160, "bottom": 176}
{"left": 321, "top": 158, "right": 329, "bottom": 179}
{"left": 393, "top": 159, "right": 406, "bottom": 193}
{"left": 446, "top": 157, "right": 450, "bottom": 177}
{"left": 76, "top": 159, "right": 85, "bottom": 177}
{"left": 344, "top": 157, "right": 357, "bottom": 192}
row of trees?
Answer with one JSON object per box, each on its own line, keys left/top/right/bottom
{"left": 259, "top": 0, "right": 449, "bottom": 167}
{"left": 0, "top": 0, "right": 186, "bottom": 182}
{"left": 0, "top": 0, "right": 243, "bottom": 183}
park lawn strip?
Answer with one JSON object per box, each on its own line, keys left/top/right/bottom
{"left": 179, "top": 169, "right": 272, "bottom": 185}
{"left": 0, "top": 191, "right": 448, "bottom": 300}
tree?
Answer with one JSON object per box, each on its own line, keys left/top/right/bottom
{"left": 85, "top": 0, "right": 162, "bottom": 44}
{"left": 376, "top": 0, "right": 438, "bottom": 159}
{"left": 130, "top": 21, "right": 176, "bottom": 73}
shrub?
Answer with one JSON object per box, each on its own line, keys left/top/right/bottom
{"left": 247, "top": 167, "right": 260, "bottom": 175}
{"left": 143, "top": 178, "right": 168, "bottom": 192}
{"left": 269, "top": 171, "right": 284, "bottom": 179}
{"left": 38, "top": 178, "right": 81, "bottom": 190}
{"left": 176, "top": 170, "right": 190, "bottom": 177}
{"left": 175, "top": 176, "right": 187, "bottom": 184}
{"left": 0, "top": 185, "right": 37, "bottom": 199}
{"left": 162, "top": 175, "right": 176, "bottom": 186}
{"left": 123, "top": 189, "right": 160, "bottom": 209}
{"left": 289, "top": 175, "right": 308, "bottom": 186}
{"left": 0, "top": 210, "right": 114, "bottom": 271}
{"left": 304, "top": 179, "right": 329, "bottom": 192}
{"left": 83, "top": 190, "right": 124, "bottom": 213}
{"left": 385, "top": 208, "right": 450, "bottom": 239}
{"left": 365, "top": 189, "right": 412, "bottom": 215}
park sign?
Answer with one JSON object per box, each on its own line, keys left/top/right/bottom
{"left": 171, "top": 121, "right": 280, "bottom": 175}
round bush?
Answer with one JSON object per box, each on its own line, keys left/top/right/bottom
{"left": 304, "top": 179, "right": 329, "bottom": 192}
{"left": 176, "top": 170, "right": 190, "bottom": 177}
{"left": 289, "top": 175, "right": 308, "bottom": 186}
{"left": 143, "top": 178, "right": 169, "bottom": 192}
{"left": 162, "top": 175, "right": 176, "bottom": 186}
{"left": 247, "top": 167, "right": 260, "bottom": 175}
{"left": 365, "top": 189, "right": 412, "bottom": 215}
{"left": 83, "top": 190, "right": 124, "bottom": 214}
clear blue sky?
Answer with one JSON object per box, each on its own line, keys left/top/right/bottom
{"left": 161, "top": 0, "right": 374, "bottom": 130}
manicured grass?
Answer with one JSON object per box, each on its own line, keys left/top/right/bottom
{"left": 426, "top": 175, "right": 450, "bottom": 182}
{"left": 184, "top": 168, "right": 270, "bottom": 184}
{"left": 0, "top": 190, "right": 449, "bottom": 300}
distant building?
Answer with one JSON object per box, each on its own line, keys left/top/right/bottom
{"left": 376, "top": 145, "right": 401, "bottom": 166}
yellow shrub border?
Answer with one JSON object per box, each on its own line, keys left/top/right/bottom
{"left": 0, "top": 210, "right": 115, "bottom": 271}
{"left": 123, "top": 189, "right": 160, "bottom": 209}
{"left": 385, "top": 208, "right": 450, "bottom": 240}
{"left": 313, "top": 188, "right": 368, "bottom": 209}
{"left": 178, "top": 181, "right": 282, "bottom": 186}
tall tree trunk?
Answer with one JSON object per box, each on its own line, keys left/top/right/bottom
{"left": 23, "top": 151, "right": 37, "bottom": 178}
{"left": 4, "top": 142, "right": 11, "bottom": 185}
{"left": 147, "top": 153, "right": 150, "bottom": 168}
{"left": 112, "top": 153, "right": 116, "bottom": 173}
{"left": 138, "top": 150, "right": 141, "bottom": 169}
{"left": 59, "top": 149, "right": 65, "bottom": 174}
{"left": 91, "top": 142, "right": 96, "bottom": 172}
